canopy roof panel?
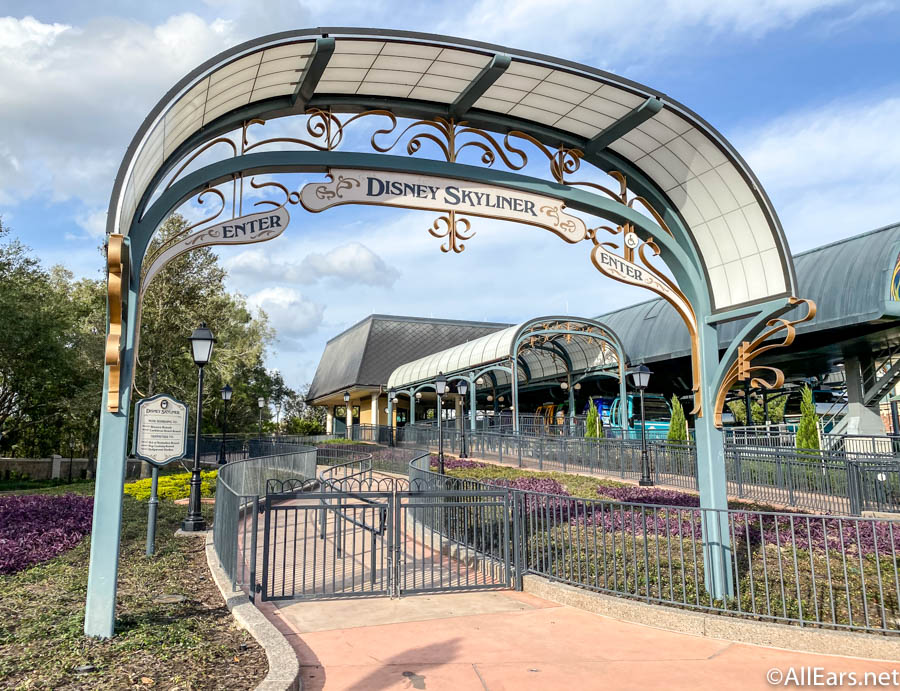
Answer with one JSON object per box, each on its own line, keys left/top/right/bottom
{"left": 386, "top": 316, "right": 622, "bottom": 390}
{"left": 110, "top": 28, "right": 796, "bottom": 312}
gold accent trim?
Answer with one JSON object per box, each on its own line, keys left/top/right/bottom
{"left": 105, "top": 234, "right": 128, "bottom": 412}
{"left": 429, "top": 211, "right": 473, "bottom": 253}
{"left": 713, "top": 298, "right": 817, "bottom": 426}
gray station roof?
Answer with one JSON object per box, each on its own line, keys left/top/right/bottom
{"left": 306, "top": 314, "right": 510, "bottom": 401}
{"left": 111, "top": 27, "right": 795, "bottom": 314}
{"left": 599, "top": 221, "right": 900, "bottom": 364}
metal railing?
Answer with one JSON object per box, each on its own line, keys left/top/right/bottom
{"left": 392, "top": 425, "right": 900, "bottom": 515}
{"left": 213, "top": 440, "right": 319, "bottom": 592}
{"left": 409, "top": 453, "right": 900, "bottom": 635}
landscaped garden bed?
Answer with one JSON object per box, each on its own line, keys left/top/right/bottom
{"left": 0, "top": 482, "right": 267, "bottom": 689}
{"left": 432, "top": 461, "right": 900, "bottom": 633}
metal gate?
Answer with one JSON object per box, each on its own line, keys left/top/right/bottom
{"left": 259, "top": 480, "right": 512, "bottom": 601}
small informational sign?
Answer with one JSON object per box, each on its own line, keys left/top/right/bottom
{"left": 133, "top": 394, "right": 189, "bottom": 466}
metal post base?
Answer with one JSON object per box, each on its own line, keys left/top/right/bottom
{"left": 180, "top": 516, "right": 207, "bottom": 532}
{"left": 639, "top": 478, "right": 654, "bottom": 486}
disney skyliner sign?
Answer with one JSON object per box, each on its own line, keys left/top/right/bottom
{"left": 140, "top": 169, "right": 692, "bottom": 332}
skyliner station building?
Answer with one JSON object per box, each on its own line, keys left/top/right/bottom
{"left": 308, "top": 221, "right": 900, "bottom": 437}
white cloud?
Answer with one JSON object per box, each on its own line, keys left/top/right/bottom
{"left": 441, "top": 0, "right": 860, "bottom": 64}
{"left": 0, "top": 14, "right": 238, "bottom": 209}
{"left": 75, "top": 208, "right": 107, "bottom": 239}
{"left": 246, "top": 286, "right": 325, "bottom": 341}
{"left": 737, "top": 95, "right": 900, "bottom": 250}
{"left": 226, "top": 242, "right": 400, "bottom": 287}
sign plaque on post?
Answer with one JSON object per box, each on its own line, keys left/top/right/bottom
{"left": 133, "top": 394, "right": 189, "bottom": 556}
{"left": 134, "top": 394, "right": 189, "bottom": 466}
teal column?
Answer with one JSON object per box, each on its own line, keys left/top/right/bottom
{"left": 469, "top": 386, "right": 476, "bottom": 431}
{"left": 84, "top": 268, "right": 138, "bottom": 638}
{"left": 567, "top": 376, "right": 575, "bottom": 427}
{"left": 511, "top": 359, "right": 520, "bottom": 434}
{"left": 694, "top": 319, "right": 734, "bottom": 600}
{"left": 409, "top": 391, "right": 416, "bottom": 424}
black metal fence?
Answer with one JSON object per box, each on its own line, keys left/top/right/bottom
{"left": 409, "top": 453, "right": 900, "bottom": 636}
{"left": 386, "top": 425, "right": 900, "bottom": 516}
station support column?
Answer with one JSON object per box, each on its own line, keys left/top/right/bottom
{"left": 695, "top": 320, "right": 734, "bottom": 601}
{"left": 84, "top": 273, "right": 138, "bottom": 638}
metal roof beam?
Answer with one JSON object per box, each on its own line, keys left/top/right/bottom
{"left": 292, "top": 37, "right": 335, "bottom": 109}
{"left": 583, "top": 97, "right": 663, "bottom": 156}
{"left": 449, "top": 53, "right": 511, "bottom": 119}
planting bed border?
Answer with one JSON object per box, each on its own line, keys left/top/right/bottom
{"left": 523, "top": 575, "right": 900, "bottom": 661}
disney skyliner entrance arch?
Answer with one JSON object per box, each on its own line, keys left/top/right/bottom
{"left": 85, "top": 28, "right": 816, "bottom": 637}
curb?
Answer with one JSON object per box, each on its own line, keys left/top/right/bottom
{"left": 204, "top": 533, "right": 301, "bottom": 691}
{"left": 523, "top": 575, "right": 900, "bottom": 662}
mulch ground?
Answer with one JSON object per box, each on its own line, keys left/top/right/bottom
{"left": 0, "top": 483, "right": 267, "bottom": 689}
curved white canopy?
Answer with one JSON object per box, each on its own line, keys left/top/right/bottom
{"left": 110, "top": 28, "right": 796, "bottom": 312}
{"left": 386, "top": 317, "right": 621, "bottom": 390}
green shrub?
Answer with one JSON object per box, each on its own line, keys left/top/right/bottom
{"left": 667, "top": 395, "right": 688, "bottom": 442}
{"left": 123, "top": 470, "right": 217, "bottom": 501}
{"left": 585, "top": 399, "right": 602, "bottom": 438}
{"left": 796, "top": 385, "right": 819, "bottom": 452}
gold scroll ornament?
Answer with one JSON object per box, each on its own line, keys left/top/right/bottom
{"left": 712, "top": 298, "right": 817, "bottom": 426}
{"left": 105, "top": 234, "right": 130, "bottom": 412}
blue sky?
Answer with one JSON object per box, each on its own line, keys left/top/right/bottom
{"left": 1, "top": 1, "right": 899, "bottom": 390}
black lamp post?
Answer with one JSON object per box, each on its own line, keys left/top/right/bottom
{"left": 630, "top": 364, "right": 653, "bottom": 487}
{"left": 457, "top": 379, "right": 469, "bottom": 459}
{"left": 435, "top": 372, "right": 447, "bottom": 474}
{"left": 182, "top": 322, "right": 215, "bottom": 532}
{"left": 257, "top": 396, "right": 265, "bottom": 438}
{"left": 343, "top": 391, "right": 350, "bottom": 438}
{"left": 389, "top": 388, "right": 397, "bottom": 445}
{"left": 219, "top": 384, "right": 232, "bottom": 465}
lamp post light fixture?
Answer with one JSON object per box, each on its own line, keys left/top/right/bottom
{"left": 219, "top": 384, "right": 232, "bottom": 465}
{"left": 435, "top": 372, "right": 447, "bottom": 474}
{"left": 560, "top": 381, "right": 569, "bottom": 390}
{"left": 257, "top": 396, "right": 265, "bottom": 438}
{"left": 182, "top": 322, "right": 215, "bottom": 532}
{"left": 629, "top": 364, "right": 654, "bottom": 486}
{"left": 457, "top": 379, "right": 469, "bottom": 458}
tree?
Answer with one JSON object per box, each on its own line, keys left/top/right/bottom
{"left": 796, "top": 385, "right": 820, "bottom": 452}
{"left": 667, "top": 395, "right": 688, "bottom": 442}
{"left": 727, "top": 392, "right": 787, "bottom": 425}
{"left": 283, "top": 382, "right": 327, "bottom": 432}
{"left": 135, "top": 215, "right": 275, "bottom": 434}
{"left": 585, "top": 398, "right": 602, "bottom": 438}
{"left": 0, "top": 220, "right": 89, "bottom": 457}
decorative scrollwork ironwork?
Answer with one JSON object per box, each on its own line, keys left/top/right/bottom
{"left": 713, "top": 298, "right": 817, "bottom": 426}
{"left": 429, "top": 211, "right": 473, "bottom": 253}
{"left": 371, "top": 115, "right": 528, "bottom": 170}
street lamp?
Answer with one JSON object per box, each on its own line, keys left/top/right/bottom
{"left": 629, "top": 364, "right": 653, "bottom": 486}
{"left": 388, "top": 388, "right": 397, "bottom": 445}
{"left": 435, "top": 372, "right": 447, "bottom": 474}
{"left": 257, "top": 396, "right": 265, "bottom": 438}
{"left": 457, "top": 379, "right": 469, "bottom": 458}
{"left": 219, "top": 384, "right": 232, "bottom": 465}
{"left": 182, "top": 322, "right": 215, "bottom": 532}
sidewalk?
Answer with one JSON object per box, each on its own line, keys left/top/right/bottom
{"left": 256, "top": 589, "right": 897, "bottom": 690}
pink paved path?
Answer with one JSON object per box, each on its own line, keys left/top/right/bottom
{"left": 256, "top": 590, "right": 898, "bottom": 690}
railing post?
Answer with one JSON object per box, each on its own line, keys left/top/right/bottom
{"left": 517, "top": 434, "right": 523, "bottom": 468}
{"left": 539, "top": 435, "right": 544, "bottom": 470}
{"left": 511, "top": 491, "right": 523, "bottom": 590}
{"left": 847, "top": 460, "right": 862, "bottom": 515}
{"left": 735, "top": 447, "right": 744, "bottom": 498}
{"left": 249, "top": 496, "right": 259, "bottom": 603}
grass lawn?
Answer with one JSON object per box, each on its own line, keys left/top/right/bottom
{"left": 0, "top": 482, "right": 267, "bottom": 690}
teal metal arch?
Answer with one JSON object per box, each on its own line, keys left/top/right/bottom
{"left": 85, "top": 30, "right": 809, "bottom": 638}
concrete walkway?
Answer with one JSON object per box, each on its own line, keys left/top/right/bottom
{"left": 255, "top": 589, "right": 898, "bottom": 690}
